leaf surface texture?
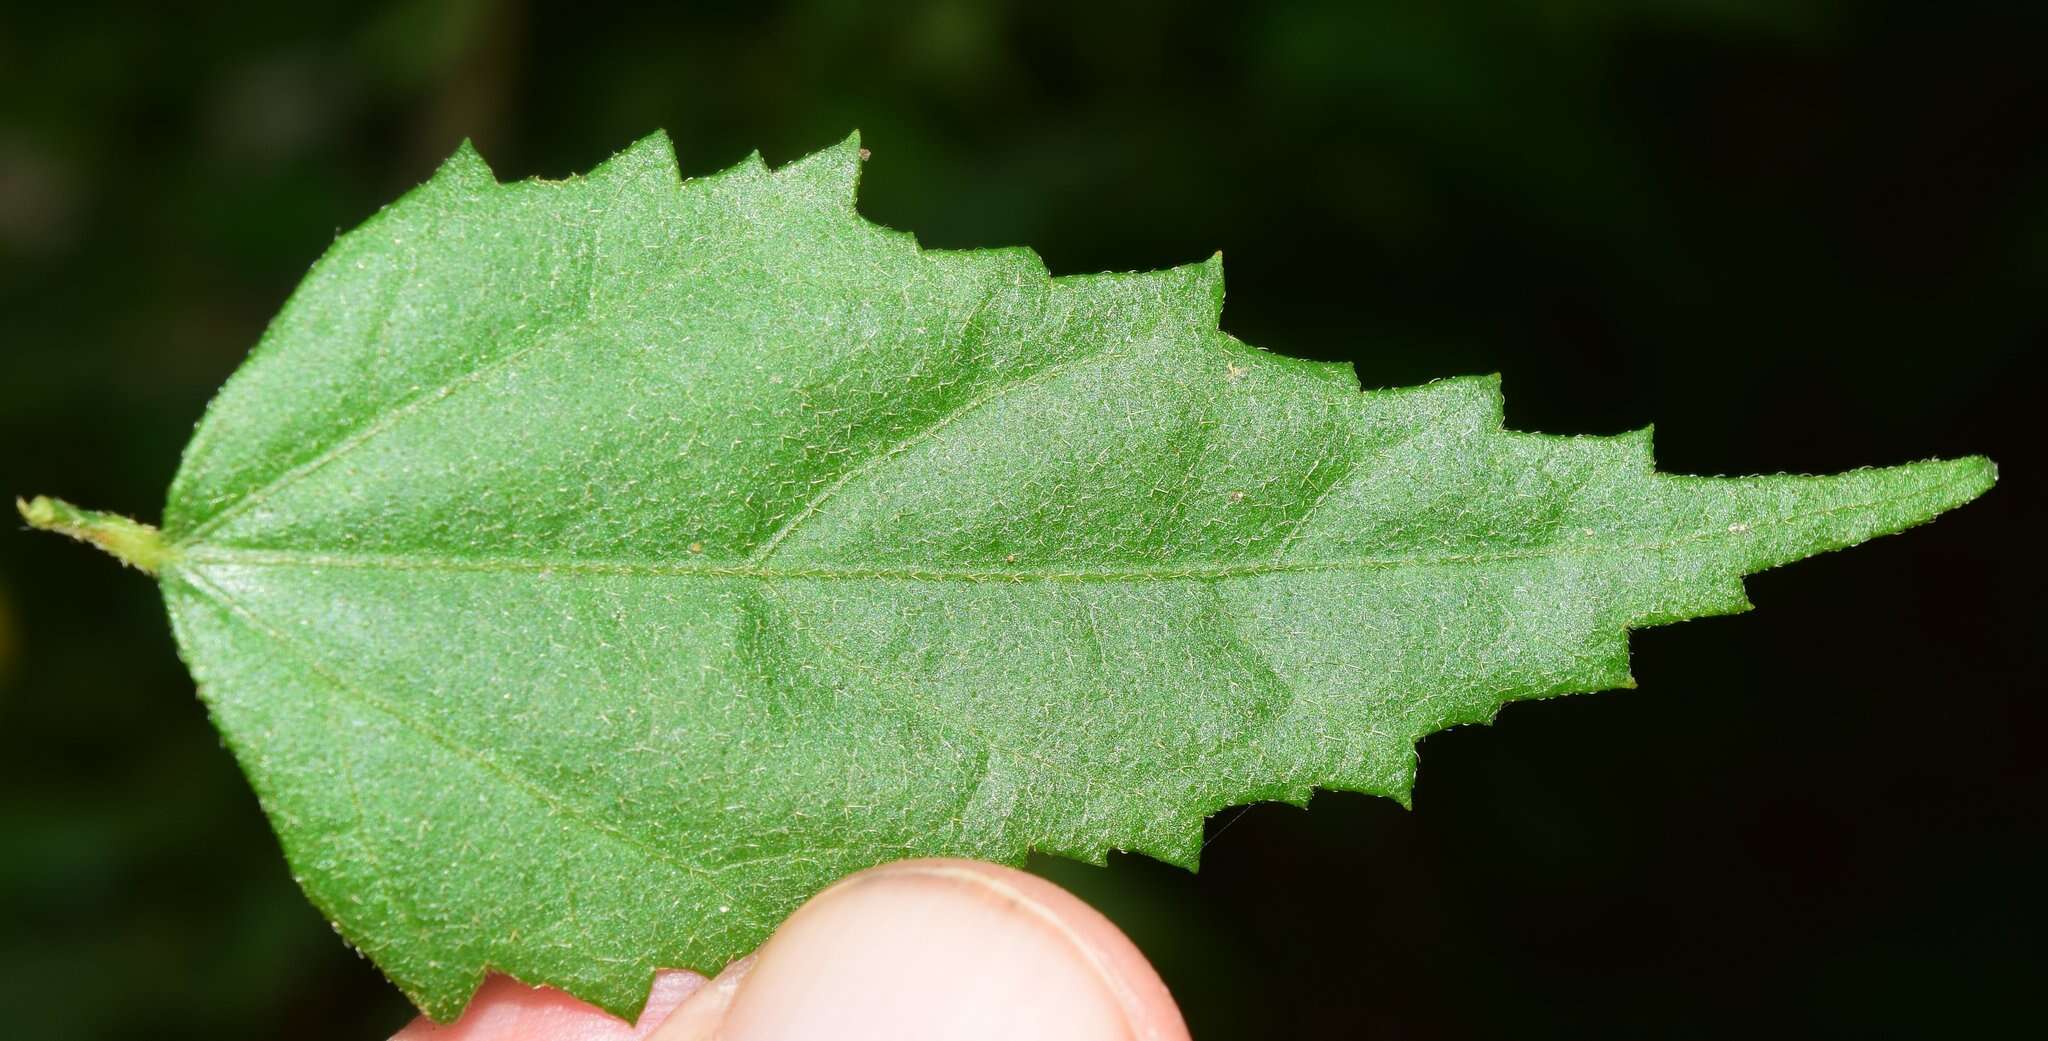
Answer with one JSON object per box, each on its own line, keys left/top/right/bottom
{"left": 154, "top": 133, "right": 1993, "bottom": 1019}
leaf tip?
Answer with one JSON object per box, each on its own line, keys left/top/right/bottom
{"left": 1954, "top": 453, "right": 1999, "bottom": 495}
{"left": 1859, "top": 454, "right": 1996, "bottom": 523}
{"left": 1674, "top": 453, "right": 1997, "bottom": 580}
{"left": 1919, "top": 455, "right": 1998, "bottom": 524}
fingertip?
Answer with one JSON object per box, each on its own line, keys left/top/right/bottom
{"left": 389, "top": 969, "right": 706, "bottom": 1041}
{"left": 657, "top": 858, "right": 1188, "bottom": 1041}
{"left": 858, "top": 859, "right": 1188, "bottom": 1040}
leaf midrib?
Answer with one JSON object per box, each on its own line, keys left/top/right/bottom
{"left": 168, "top": 472, "right": 1961, "bottom": 586}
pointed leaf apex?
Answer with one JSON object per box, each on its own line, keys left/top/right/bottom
{"left": 1664, "top": 454, "right": 1995, "bottom": 580}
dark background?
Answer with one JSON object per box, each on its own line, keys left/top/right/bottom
{"left": 2, "top": 1, "right": 2040, "bottom": 1037}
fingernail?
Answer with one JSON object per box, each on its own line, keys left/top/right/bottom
{"left": 652, "top": 859, "right": 1187, "bottom": 1041}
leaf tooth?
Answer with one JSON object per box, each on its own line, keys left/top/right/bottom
{"left": 588, "top": 130, "right": 682, "bottom": 191}
{"left": 1625, "top": 570, "right": 1755, "bottom": 629}
{"left": 1123, "top": 256, "right": 1232, "bottom": 333}
{"left": 1501, "top": 423, "right": 1657, "bottom": 477}
{"left": 1161, "top": 252, "right": 1227, "bottom": 329}
{"left": 771, "top": 130, "right": 866, "bottom": 215}
{"left": 430, "top": 139, "right": 496, "bottom": 193}
{"left": 933, "top": 244, "right": 1051, "bottom": 285}
{"left": 1355, "top": 372, "right": 1504, "bottom": 436}
{"left": 1196, "top": 250, "right": 1226, "bottom": 324}
{"left": 1623, "top": 423, "right": 1656, "bottom": 473}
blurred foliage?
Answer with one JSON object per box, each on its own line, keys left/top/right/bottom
{"left": 1, "top": 1, "right": 2039, "bottom": 1038}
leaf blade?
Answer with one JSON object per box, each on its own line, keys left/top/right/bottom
{"left": 145, "top": 134, "right": 1993, "bottom": 1020}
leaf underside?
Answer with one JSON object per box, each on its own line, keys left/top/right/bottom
{"left": 149, "top": 132, "right": 1993, "bottom": 1021}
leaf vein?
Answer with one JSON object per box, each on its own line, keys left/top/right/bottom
{"left": 748, "top": 327, "right": 1125, "bottom": 563}
{"left": 178, "top": 567, "right": 730, "bottom": 887}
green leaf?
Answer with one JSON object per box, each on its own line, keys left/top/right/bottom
{"left": 26, "top": 132, "right": 1993, "bottom": 1021}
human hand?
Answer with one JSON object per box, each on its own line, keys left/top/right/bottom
{"left": 389, "top": 858, "right": 1190, "bottom": 1041}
